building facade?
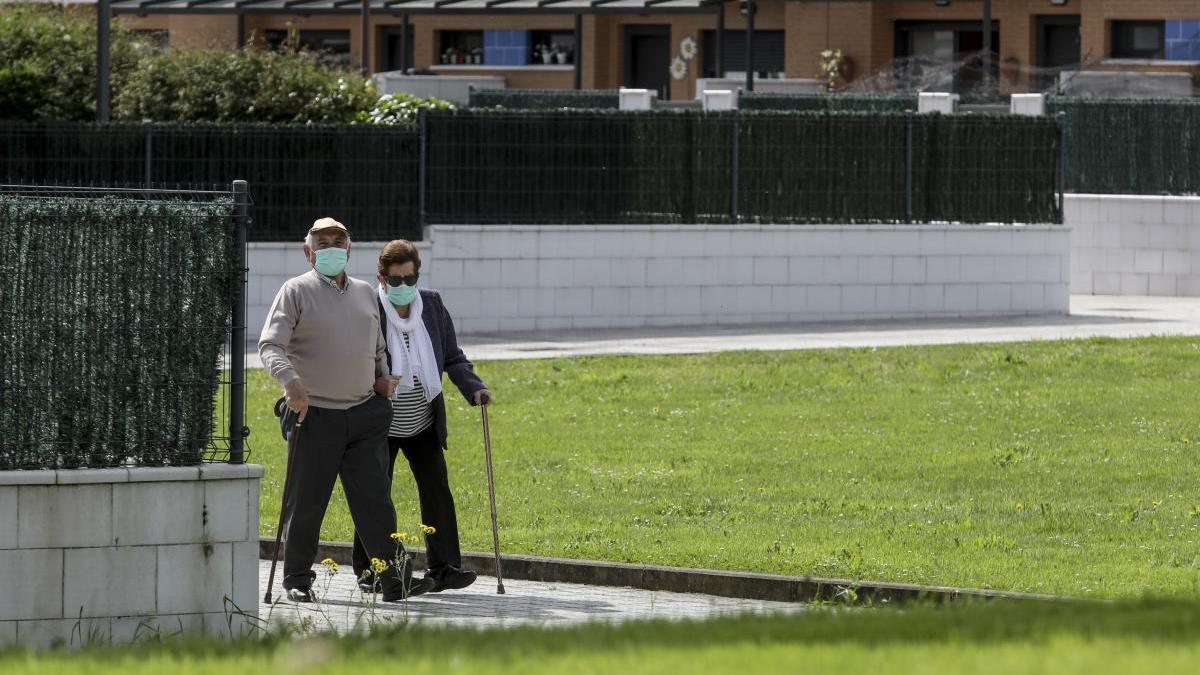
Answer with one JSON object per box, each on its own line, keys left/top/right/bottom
{"left": 109, "top": 0, "right": 1200, "bottom": 100}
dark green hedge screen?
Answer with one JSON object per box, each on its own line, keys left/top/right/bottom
{"left": 0, "top": 195, "right": 233, "bottom": 469}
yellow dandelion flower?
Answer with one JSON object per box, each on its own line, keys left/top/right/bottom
{"left": 390, "top": 532, "right": 404, "bottom": 541}
{"left": 320, "top": 557, "right": 336, "bottom": 566}
{"left": 420, "top": 524, "right": 437, "bottom": 535}
{"left": 371, "top": 557, "right": 388, "bottom": 574}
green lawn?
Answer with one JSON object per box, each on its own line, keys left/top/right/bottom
{"left": 246, "top": 336, "right": 1200, "bottom": 599}
{"left": 6, "top": 600, "right": 1200, "bottom": 674}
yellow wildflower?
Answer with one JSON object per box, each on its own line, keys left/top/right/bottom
{"left": 371, "top": 557, "right": 388, "bottom": 574}
{"left": 320, "top": 558, "right": 336, "bottom": 566}
{"left": 390, "top": 532, "right": 405, "bottom": 541}
{"left": 420, "top": 524, "right": 437, "bottom": 535}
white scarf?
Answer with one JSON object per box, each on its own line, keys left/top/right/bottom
{"left": 377, "top": 285, "right": 443, "bottom": 403}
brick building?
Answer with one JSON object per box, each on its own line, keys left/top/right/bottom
{"left": 105, "top": 0, "right": 1200, "bottom": 99}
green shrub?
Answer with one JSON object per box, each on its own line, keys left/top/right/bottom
{"left": 0, "top": 5, "right": 147, "bottom": 121}
{"left": 115, "top": 48, "right": 379, "bottom": 124}
{"left": 356, "top": 92, "right": 455, "bottom": 127}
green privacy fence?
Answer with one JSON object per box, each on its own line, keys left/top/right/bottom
{"left": 0, "top": 189, "right": 237, "bottom": 469}
{"left": 738, "top": 92, "right": 919, "bottom": 113}
{"left": 1048, "top": 97, "right": 1200, "bottom": 195}
{"left": 424, "top": 109, "right": 1062, "bottom": 225}
{"left": 4, "top": 110, "right": 1062, "bottom": 234}
{"left": 0, "top": 123, "right": 420, "bottom": 241}
{"left": 467, "top": 87, "right": 620, "bottom": 110}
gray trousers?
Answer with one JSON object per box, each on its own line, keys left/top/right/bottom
{"left": 283, "top": 395, "right": 406, "bottom": 592}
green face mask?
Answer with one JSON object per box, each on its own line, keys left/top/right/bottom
{"left": 387, "top": 283, "right": 418, "bottom": 306}
{"left": 313, "top": 247, "right": 348, "bottom": 277}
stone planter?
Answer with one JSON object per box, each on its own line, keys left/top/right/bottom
{"left": 0, "top": 464, "right": 263, "bottom": 648}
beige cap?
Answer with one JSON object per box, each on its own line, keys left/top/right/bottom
{"left": 308, "top": 217, "right": 348, "bottom": 235}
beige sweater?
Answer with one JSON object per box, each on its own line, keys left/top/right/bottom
{"left": 258, "top": 269, "right": 388, "bottom": 410}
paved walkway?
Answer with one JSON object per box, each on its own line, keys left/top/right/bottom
{"left": 258, "top": 561, "right": 806, "bottom": 632}
{"left": 238, "top": 296, "right": 1200, "bottom": 367}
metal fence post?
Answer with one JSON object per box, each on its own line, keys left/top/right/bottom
{"left": 1057, "top": 111, "right": 1067, "bottom": 220}
{"left": 904, "top": 110, "right": 913, "bottom": 223}
{"left": 229, "top": 180, "right": 249, "bottom": 464}
{"left": 730, "top": 111, "right": 740, "bottom": 223}
{"left": 418, "top": 107, "right": 428, "bottom": 228}
{"left": 143, "top": 123, "right": 152, "bottom": 189}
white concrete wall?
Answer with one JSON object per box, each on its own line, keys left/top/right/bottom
{"left": 1067, "top": 194, "right": 1200, "bottom": 296}
{"left": 0, "top": 465, "right": 262, "bottom": 648}
{"left": 249, "top": 225, "right": 1070, "bottom": 336}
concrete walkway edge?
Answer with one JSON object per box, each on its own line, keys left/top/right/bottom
{"left": 259, "top": 538, "right": 1066, "bottom": 605}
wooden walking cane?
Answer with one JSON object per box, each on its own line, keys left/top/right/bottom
{"left": 481, "top": 404, "right": 505, "bottom": 594}
{"left": 264, "top": 415, "right": 301, "bottom": 604}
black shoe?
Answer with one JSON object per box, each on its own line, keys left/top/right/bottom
{"left": 286, "top": 587, "right": 317, "bottom": 603}
{"left": 429, "top": 567, "right": 477, "bottom": 592}
{"left": 382, "top": 576, "right": 436, "bottom": 602}
{"left": 358, "top": 580, "right": 380, "bottom": 594}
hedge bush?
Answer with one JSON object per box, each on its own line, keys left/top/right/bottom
{"left": 0, "top": 194, "right": 234, "bottom": 469}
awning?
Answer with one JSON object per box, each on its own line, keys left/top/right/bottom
{"left": 110, "top": 0, "right": 724, "bottom": 14}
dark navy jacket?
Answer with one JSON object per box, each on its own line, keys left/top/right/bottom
{"left": 379, "top": 288, "right": 486, "bottom": 449}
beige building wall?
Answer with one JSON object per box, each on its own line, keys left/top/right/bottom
{"left": 114, "top": 0, "right": 1200, "bottom": 96}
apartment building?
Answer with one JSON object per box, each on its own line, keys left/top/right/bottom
{"left": 107, "top": 0, "right": 1200, "bottom": 99}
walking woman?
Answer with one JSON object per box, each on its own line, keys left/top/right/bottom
{"left": 351, "top": 239, "right": 492, "bottom": 592}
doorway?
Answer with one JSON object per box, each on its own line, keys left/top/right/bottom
{"left": 1035, "top": 15, "right": 1081, "bottom": 92}
{"left": 894, "top": 21, "right": 1000, "bottom": 99}
{"left": 380, "top": 24, "right": 415, "bottom": 73}
{"left": 624, "top": 25, "right": 672, "bottom": 100}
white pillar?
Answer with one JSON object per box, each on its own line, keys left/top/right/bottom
{"left": 918, "top": 92, "right": 959, "bottom": 114}
{"left": 619, "top": 88, "right": 655, "bottom": 111}
{"left": 1010, "top": 93, "right": 1046, "bottom": 116}
{"left": 701, "top": 90, "right": 736, "bottom": 111}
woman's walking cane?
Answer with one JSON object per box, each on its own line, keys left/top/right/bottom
{"left": 481, "top": 404, "right": 506, "bottom": 595}
{"left": 264, "top": 414, "right": 302, "bottom": 604}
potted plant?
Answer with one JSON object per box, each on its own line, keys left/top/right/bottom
{"left": 818, "top": 48, "right": 850, "bottom": 91}
{"left": 472, "top": 47, "right": 484, "bottom": 65}
{"left": 553, "top": 43, "right": 569, "bottom": 65}
{"left": 540, "top": 44, "right": 553, "bottom": 64}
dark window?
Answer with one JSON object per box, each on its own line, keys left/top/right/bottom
{"left": 130, "top": 29, "right": 169, "bottom": 50}
{"left": 700, "top": 30, "right": 785, "bottom": 77}
{"left": 264, "top": 29, "right": 352, "bottom": 67}
{"left": 438, "top": 30, "right": 484, "bottom": 65}
{"left": 530, "top": 30, "right": 575, "bottom": 65}
{"left": 1111, "top": 20, "right": 1165, "bottom": 59}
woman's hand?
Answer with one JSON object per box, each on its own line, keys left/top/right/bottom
{"left": 474, "top": 389, "right": 493, "bottom": 406}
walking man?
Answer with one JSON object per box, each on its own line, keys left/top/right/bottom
{"left": 259, "top": 218, "right": 435, "bottom": 602}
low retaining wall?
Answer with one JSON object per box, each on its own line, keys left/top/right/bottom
{"left": 1067, "top": 194, "right": 1200, "bottom": 296}
{"left": 249, "top": 224, "right": 1069, "bottom": 336}
{"left": 0, "top": 464, "right": 262, "bottom": 648}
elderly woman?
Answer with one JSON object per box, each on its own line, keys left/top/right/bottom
{"left": 351, "top": 239, "right": 492, "bottom": 593}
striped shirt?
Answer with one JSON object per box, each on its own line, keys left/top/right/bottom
{"left": 389, "top": 331, "right": 435, "bottom": 438}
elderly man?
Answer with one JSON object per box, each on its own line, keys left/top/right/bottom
{"left": 259, "top": 217, "right": 434, "bottom": 602}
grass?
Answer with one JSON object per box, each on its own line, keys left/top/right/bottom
{"left": 246, "top": 335, "right": 1200, "bottom": 599}
{"left": 6, "top": 600, "right": 1200, "bottom": 674}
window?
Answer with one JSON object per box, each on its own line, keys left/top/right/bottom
{"left": 264, "top": 29, "right": 352, "bottom": 67}
{"left": 438, "top": 30, "right": 484, "bottom": 65}
{"left": 1111, "top": 21, "right": 1165, "bottom": 59}
{"left": 699, "top": 30, "right": 785, "bottom": 77}
{"left": 530, "top": 30, "right": 575, "bottom": 65}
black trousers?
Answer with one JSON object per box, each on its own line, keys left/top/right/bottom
{"left": 352, "top": 424, "right": 463, "bottom": 580}
{"left": 282, "top": 395, "right": 406, "bottom": 593}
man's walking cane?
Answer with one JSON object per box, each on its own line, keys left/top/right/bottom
{"left": 264, "top": 411, "right": 302, "bottom": 604}
{"left": 481, "top": 404, "right": 505, "bottom": 594}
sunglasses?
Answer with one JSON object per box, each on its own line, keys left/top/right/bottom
{"left": 385, "top": 273, "right": 420, "bottom": 287}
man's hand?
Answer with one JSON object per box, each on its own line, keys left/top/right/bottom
{"left": 374, "top": 376, "right": 399, "bottom": 398}
{"left": 474, "top": 389, "right": 493, "bottom": 406}
{"left": 284, "top": 378, "right": 310, "bottom": 423}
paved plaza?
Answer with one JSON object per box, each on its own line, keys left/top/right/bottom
{"left": 257, "top": 561, "right": 807, "bottom": 632}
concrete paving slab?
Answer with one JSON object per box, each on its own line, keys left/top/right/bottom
{"left": 235, "top": 296, "right": 1200, "bottom": 368}
{"left": 257, "top": 560, "right": 806, "bottom": 633}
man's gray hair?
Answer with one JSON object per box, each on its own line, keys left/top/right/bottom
{"left": 304, "top": 232, "right": 352, "bottom": 249}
